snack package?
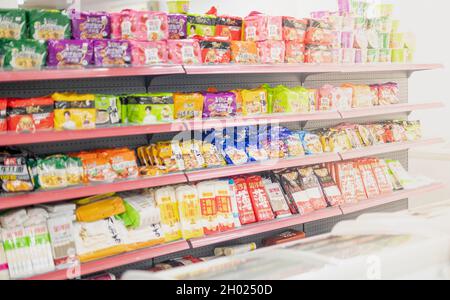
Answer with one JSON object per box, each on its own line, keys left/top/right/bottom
{"left": 0, "top": 9, "right": 27, "bottom": 40}
{"left": 53, "top": 93, "right": 96, "bottom": 130}
{"left": 187, "top": 14, "right": 216, "bottom": 38}
{"left": 197, "top": 181, "right": 220, "bottom": 235}
{"left": 357, "top": 160, "right": 380, "bottom": 198}
{"left": 76, "top": 196, "right": 126, "bottom": 223}
{"left": 155, "top": 187, "right": 182, "bottom": 243}
{"left": 245, "top": 176, "right": 275, "bottom": 222}
{"left": 369, "top": 159, "right": 393, "bottom": 194}
{"left": 176, "top": 185, "right": 204, "bottom": 240}
{"left": 214, "top": 180, "right": 235, "bottom": 232}
{"left": 378, "top": 82, "right": 400, "bottom": 105}
{"left": 31, "top": 155, "right": 83, "bottom": 189}
{"left": 305, "top": 45, "right": 333, "bottom": 64}
{"left": 202, "top": 92, "right": 236, "bottom": 119}
{"left": 27, "top": 9, "right": 71, "bottom": 40}
{"left": 93, "top": 39, "right": 131, "bottom": 67}
{"left": 202, "top": 142, "right": 226, "bottom": 168}
{"left": 305, "top": 19, "right": 333, "bottom": 46}
{"left": 240, "top": 88, "right": 268, "bottom": 116}
{"left": 403, "top": 121, "right": 422, "bottom": 141}
{"left": 76, "top": 152, "right": 117, "bottom": 183}
{"left": 156, "top": 141, "right": 186, "bottom": 173}
{"left": 298, "top": 131, "right": 323, "bottom": 155}
{"left": 279, "top": 170, "right": 314, "bottom": 215}
{"left": 297, "top": 167, "right": 328, "bottom": 210}
{"left": 272, "top": 85, "right": 308, "bottom": 113}
{"left": 334, "top": 162, "right": 358, "bottom": 204}
{"left": 216, "top": 15, "right": 243, "bottom": 41}
{"left": 232, "top": 177, "right": 257, "bottom": 225}
{"left": 313, "top": 167, "right": 344, "bottom": 207}
{"left": 285, "top": 42, "right": 305, "bottom": 63}
{"left": 0, "top": 99, "right": 6, "bottom": 132}
{"left": 1, "top": 39, "right": 47, "bottom": 69}
{"left": 257, "top": 40, "right": 285, "bottom": 64}
{"left": 0, "top": 152, "right": 34, "bottom": 193}
{"left": 136, "top": 11, "right": 168, "bottom": 41}
{"left": 386, "top": 159, "right": 416, "bottom": 189}
{"left": 106, "top": 149, "right": 139, "bottom": 179}
{"left": 110, "top": 12, "right": 122, "bottom": 39}
{"left": 332, "top": 87, "right": 353, "bottom": 111}
{"left": 283, "top": 17, "right": 307, "bottom": 42}
{"left": 173, "top": 93, "right": 204, "bottom": 120}
{"left": 168, "top": 14, "right": 187, "bottom": 39}
{"left": 130, "top": 40, "right": 168, "bottom": 65}
{"left": 126, "top": 93, "right": 174, "bottom": 124}
{"left": 167, "top": 39, "right": 201, "bottom": 64}
{"left": 230, "top": 41, "right": 259, "bottom": 64}
{"left": 244, "top": 13, "right": 282, "bottom": 42}
{"left": 70, "top": 10, "right": 111, "bottom": 39}
{"left": 95, "top": 95, "right": 121, "bottom": 126}
{"left": 263, "top": 178, "right": 291, "bottom": 218}
{"left": 47, "top": 39, "right": 93, "bottom": 67}
{"left": 283, "top": 130, "right": 305, "bottom": 157}
{"left": 342, "top": 84, "right": 374, "bottom": 108}
{"left": 180, "top": 140, "right": 205, "bottom": 170}
{"left": 317, "top": 84, "right": 334, "bottom": 111}
{"left": 6, "top": 97, "right": 54, "bottom": 133}
{"left": 199, "top": 38, "right": 231, "bottom": 64}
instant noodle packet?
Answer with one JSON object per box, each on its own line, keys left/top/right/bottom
{"left": 187, "top": 14, "right": 216, "bottom": 38}
{"left": 126, "top": 93, "right": 174, "bottom": 125}
{"left": 167, "top": 39, "right": 201, "bottom": 64}
{"left": 70, "top": 10, "right": 111, "bottom": 39}
{"left": 230, "top": 41, "right": 259, "bottom": 64}
{"left": 6, "top": 97, "right": 54, "bottom": 133}
{"left": 173, "top": 93, "right": 204, "bottom": 120}
{"left": 27, "top": 9, "right": 71, "bottom": 40}
{"left": 240, "top": 88, "right": 268, "bottom": 116}
{"left": 285, "top": 42, "right": 305, "bottom": 63}
{"left": 216, "top": 15, "right": 243, "bottom": 41}
{"left": 47, "top": 39, "right": 93, "bottom": 67}
{"left": 257, "top": 40, "right": 285, "bottom": 64}
{"left": 53, "top": 93, "right": 96, "bottom": 130}
{"left": 283, "top": 17, "right": 307, "bottom": 42}
{"left": 199, "top": 37, "right": 231, "bottom": 64}
{"left": 0, "top": 99, "right": 6, "bottom": 132}
{"left": 130, "top": 40, "right": 168, "bottom": 65}
{"left": 0, "top": 9, "right": 27, "bottom": 40}
{"left": 93, "top": 39, "right": 131, "bottom": 67}
{"left": 1, "top": 39, "right": 47, "bottom": 70}
{"left": 168, "top": 14, "right": 187, "bottom": 39}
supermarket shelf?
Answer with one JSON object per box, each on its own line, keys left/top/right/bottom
{"left": 185, "top": 153, "right": 341, "bottom": 182}
{"left": 0, "top": 65, "right": 185, "bottom": 83}
{"left": 0, "top": 123, "right": 186, "bottom": 147}
{"left": 339, "top": 102, "right": 445, "bottom": 119}
{"left": 0, "top": 174, "right": 187, "bottom": 210}
{"left": 189, "top": 207, "right": 343, "bottom": 248}
{"left": 26, "top": 241, "right": 190, "bottom": 280}
{"left": 340, "top": 182, "right": 445, "bottom": 215}
{"left": 339, "top": 138, "right": 445, "bottom": 161}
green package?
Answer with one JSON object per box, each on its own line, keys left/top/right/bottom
{"left": 272, "top": 85, "right": 310, "bottom": 113}
{"left": 126, "top": 93, "right": 174, "bottom": 125}
{"left": 118, "top": 96, "right": 128, "bottom": 125}
{"left": 0, "top": 9, "right": 27, "bottom": 40}
{"left": 261, "top": 84, "right": 274, "bottom": 114}
{"left": 27, "top": 9, "right": 71, "bottom": 40}
{"left": 1, "top": 39, "right": 47, "bottom": 69}
{"left": 187, "top": 14, "right": 216, "bottom": 37}
{"left": 95, "top": 95, "right": 122, "bottom": 126}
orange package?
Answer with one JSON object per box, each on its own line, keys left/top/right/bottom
{"left": 105, "top": 149, "right": 139, "bottom": 179}
{"left": 231, "top": 41, "right": 259, "bottom": 64}
{"left": 76, "top": 152, "right": 117, "bottom": 183}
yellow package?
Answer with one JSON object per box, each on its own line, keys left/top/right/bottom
{"left": 53, "top": 93, "right": 96, "bottom": 130}
{"left": 76, "top": 196, "right": 126, "bottom": 223}
{"left": 173, "top": 93, "right": 204, "bottom": 120}
{"left": 155, "top": 187, "right": 182, "bottom": 243}
{"left": 181, "top": 140, "right": 205, "bottom": 170}
{"left": 157, "top": 141, "right": 185, "bottom": 172}
{"left": 202, "top": 142, "right": 226, "bottom": 168}
{"left": 176, "top": 185, "right": 204, "bottom": 240}
{"left": 75, "top": 193, "right": 116, "bottom": 206}
{"left": 240, "top": 88, "right": 268, "bottom": 116}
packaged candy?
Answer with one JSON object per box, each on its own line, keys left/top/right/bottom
{"left": 47, "top": 39, "right": 93, "bottom": 67}
{"left": 136, "top": 11, "right": 168, "bottom": 41}
{"left": 282, "top": 17, "right": 307, "bottom": 42}
{"left": 313, "top": 167, "right": 344, "bottom": 207}
{"left": 298, "top": 131, "right": 323, "bottom": 155}
{"left": 93, "top": 39, "right": 131, "bottom": 67}
{"left": 257, "top": 40, "right": 285, "bottom": 64}
{"left": 216, "top": 15, "right": 243, "bottom": 41}
{"left": 126, "top": 93, "right": 174, "bottom": 124}
{"left": 174, "top": 93, "right": 204, "bottom": 120}
{"left": 187, "top": 14, "right": 216, "bottom": 38}
{"left": 70, "top": 10, "right": 111, "bottom": 39}
{"left": 1, "top": 39, "right": 47, "bottom": 70}
{"left": 342, "top": 84, "right": 374, "bottom": 108}
{"left": 272, "top": 85, "right": 309, "bottom": 113}
{"left": 53, "top": 93, "right": 96, "bottom": 130}
{"left": 197, "top": 181, "right": 220, "bottom": 235}
{"left": 240, "top": 88, "right": 268, "bottom": 116}
{"left": 332, "top": 87, "right": 353, "bottom": 111}
{"left": 243, "top": 12, "right": 266, "bottom": 42}
{"left": 214, "top": 180, "right": 235, "bottom": 232}
{"left": 0, "top": 99, "right": 6, "bottom": 132}
{"left": 358, "top": 160, "right": 380, "bottom": 198}
{"left": 0, "top": 9, "right": 27, "bottom": 40}
{"left": 232, "top": 177, "right": 257, "bottom": 225}
{"left": 305, "top": 45, "right": 333, "bottom": 64}
{"left": 155, "top": 186, "right": 182, "bottom": 242}
{"left": 95, "top": 95, "right": 121, "bottom": 126}
{"left": 245, "top": 176, "right": 275, "bottom": 222}
{"left": 378, "top": 82, "right": 400, "bottom": 105}
{"left": 130, "top": 40, "right": 167, "bottom": 65}
{"left": 279, "top": 170, "right": 314, "bottom": 215}
{"left": 167, "top": 39, "right": 201, "bottom": 64}
{"left": 262, "top": 178, "right": 291, "bottom": 218}
{"left": 199, "top": 38, "right": 231, "bottom": 64}
{"left": 285, "top": 42, "right": 305, "bottom": 63}
{"left": 106, "top": 149, "right": 139, "bottom": 179}
{"left": 6, "top": 97, "right": 54, "bottom": 133}
{"left": 118, "top": 9, "right": 138, "bottom": 40}
{"left": 317, "top": 85, "right": 334, "bottom": 111}
{"left": 0, "top": 152, "right": 34, "bottom": 193}
{"left": 168, "top": 14, "right": 187, "bottom": 39}
{"left": 27, "top": 9, "right": 71, "bottom": 40}
{"left": 230, "top": 41, "right": 259, "bottom": 64}
{"left": 176, "top": 185, "right": 204, "bottom": 240}
{"left": 203, "top": 92, "right": 236, "bottom": 119}
{"left": 305, "top": 19, "right": 333, "bottom": 46}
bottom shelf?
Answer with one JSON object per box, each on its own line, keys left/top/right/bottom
{"left": 25, "top": 182, "right": 444, "bottom": 280}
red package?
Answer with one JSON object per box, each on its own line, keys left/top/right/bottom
{"left": 130, "top": 40, "right": 168, "bottom": 65}
{"left": 314, "top": 167, "right": 344, "bottom": 207}
{"left": 305, "top": 45, "right": 333, "bottom": 64}
{"left": 6, "top": 97, "right": 54, "bottom": 133}
{"left": 297, "top": 167, "right": 328, "bottom": 210}
{"left": 357, "top": 160, "right": 380, "bottom": 198}
{"left": 244, "top": 12, "right": 283, "bottom": 42}
{"left": 335, "top": 162, "right": 358, "bottom": 204}
{"left": 245, "top": 176, "right": 275, "bottom": 222}
{"left": 279, "top": 170, "right": 314, "bottom": 215}
{"left": 305, "top": 19, "right": 333, "bottom": 46}
{"left": 0, "top": 99, "right": 6, "bottom": 132}
{"left": 233, "top": 177, "right": 257, "bottom": 225}
{"left": 285, "top": 41, "right": 305, "bottom": 63}
{"left": 257, "top": 40, "right": 285, "bottom": 64}
{"left": 369, "top": 159, "right": 393, "bottom": 194}
{"left": 199, "top": 38, "right": 231, "bottom": 64}
{"left": 283, "top": 17, "right": 307, "bottom": 42}
{"left": 352, "top": 162, "right": 368, "bottom": 201}
{"left": 216, "top": 15, "right": 243, "bottom": 41}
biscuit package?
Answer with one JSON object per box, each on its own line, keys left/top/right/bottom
{"left": 168, "top": 14, "right": 187, "bottom": 39}
{"left": 1, "top": 39, "right": 47, "bottom": 70}
{"left": 70, "top": 10, "right": 111, "bottom": 40}
{"left": 47, "top": 39, "right": 94, "bottom": 67}
{"left": 0, "top": 9, "right": 27, "bottom": 40}
{"left": 27, "top": 9, "right": 71, "bottom": 41}
{"left": 230, "top": 41, "right": 259, "bottom": 64}
{"left": 125, "top": 93, "right": 174, "bottom": 125}
{"left": 93, "top": 39, "right": 131, "bottom": 67}
{"left": 173, "top": 93, "right": 204, "bottom": 120}
{"left": 130, "top": 40, "right": 168, "bottom": 65}
{"left": 167, "top": 39, "right": 201, "bottom": 64}
{"left": 136, "top": 11, "right": 168, "bottom": 41}
{"left": 52, "top": 93, "right": 96, "bottom": 130}
{"left": 6, "top": 97, "right": 54, "bottom": 133}
{"left": 187, "top": 14, "right": 216, "bottom": 38}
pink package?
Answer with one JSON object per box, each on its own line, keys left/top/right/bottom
{"left": 285, "top": 41, "right": 305, "bottom": 63}
{"left": 244, "top": 12, "right": 282, "bottom": 42}
{"left": 266, "top": 16, "right": 283, "bottom": 41}
{"left": 257, "top": 41, "right": 285, "bottom": 64}
{"left": 130, "top": 40, "right": 167, "bottom": 65}
{"left": 110, "top": 13, "right": 122, "bottom": 40}
{"left": 136, "top": 11, "right": 169, "bottom": 41}
{"left": 332, "top": 87, "right": 353, "bottom": 111}
{"left": 341, "top": 31, "right": 354, "bottom": 48}
{"left": 119, "top": 9, "right": 139, "bottom": 40}
{"left": 167, "top": 39, "right": 201, "bottom": 64}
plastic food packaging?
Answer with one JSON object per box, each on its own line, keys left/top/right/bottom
{"left": 216, "top": 15, "right": 243, "bottom": 41}
{"left": 174, "top": 93, "right": 204, "bottom": 120}
{"left": 353, "top": 30, "right": 368, "bottom": 49}
{"left": 167, "top": 0, "right": 190, "bottom": 14}
{"left": 76, "top": 197, "right": 126, "bottom": 223}
{"left": 341, "top": 84, "right": 374, "bottom": 108}
{"left": 187, "top": 14, "right": 216, "bottom": 38}
{"left": 70, "top": 10, "right": 111, "bottom": 39}
{"left": 298, "top": 167, "right": 328, "bottom": 210}
{"left": 279, "top": 170, "right": 314, "bottom": 215}
{"left": 341, "top": 48, "right": 356, "bottom": 64}
{"left": 199, "top": 38, "right": 231, "bottom": 64}
{"left": 46, "top": 214, "right": 76, "bottom": 269}
{"left": 263, "top": 179, "right": 291, "bottom": 218}
{"left": 93, "top": 39, "right": 131, "bottom": 67}
{"left": 262, "top": 230, "right": 306, "bottom": 246}
{"left": 378, "top": 82, "right": 400, "bottom": 105}
{"left": 232, "top": 177, "right": 257, "bottom": 225}
{"left": 130, "top": 40, "right": 168, "bottom": 65}
{"left": 52, "top": 93, "right": 96, "bottom": 130}
{"left": 391, "top": 48, "right": 407, "bottom": 63}
{"left": 95, "top": 95, "right": 121, "bottom": 126}
{"left": 334, "top": 162, "right": 358, "bottom": 204}
{"left": 214, "top": 180, "right": 235, "bottom": 232}
{"left": 355, "top": 48, "right": 368, "bottom": 63}
{"left": 299, "top": 131, "right": 323, "bottom": 155}
{"left": 6, "top": 97, "right": 54, "bottom": 132}
{"left": 176, "top": 185, "right": 204, "bottom": 240}
{"left": 0, "top": 99, "right": 6, "bottom": 132}
{"left": 1, "top": 39, "right": 47, "bottom": 70}
{"left": 197, "top": 181, "right": 220, "bottom": 235}
{"left": 218, "top": 243, "right": 257, "bottom": 256}
{"left": 76, "top": 152, "right": 117, "bottom": 183}
{"left": 305, "top": 19, "right": 333, "bottom": 46}
{"left": 305, "top": 45, "right": 333, "bottom": 64}
{"left": 0, "top": 9, "right": 27, "bottom": 40}
{"left": 0, "top": 152, "right": 34, "bottom": 193}
{"left": 282, "top": 17, "right": 307, "bottom": 42}
{"left": 47, "top": 39, "right": 94, "bottom": 67}
{"left": 126, "top": 93, "right": 174, "bottom": 124}
{"left": 369, "top": 159, "right": 393, "bottom": 194}
{"left": 230, "top": 41, "right": 259, "bottom": 64}
{"left": 155, "top": 187, "right": 182, "bottom": 243}
{"left": 203, "top": 92, "right": 236, "bottom": 119}
{"left": 257, "top": 40, "right": 285, "bottom": 64}
{"left": 138, "top": 11, "right": 169, "bottom": 41}
{"left": 272, "top": 85, "right": 309, "bottom": 113}
{"left": 167, "top": 39, "right": 201, "bottom": 64}
{"left": 341, "top": 31, "right": 354, "bottom": 48}
{"left": 110, "top": 12, "right": 122, "bottom": 39}
{"left": 367, "top": 49, "right": 379, "bottom": 63}
{"left": 379, "top": 49, "right": 391, "bottom": 63}
{"left": 27, "top": 9, "right": 71, "bottom": 40}
{"left": 317, "top": 84, "right": 333, "bottom": 111}
{"left": 332, "top": 87, "right": 353, "bottom": 111}
{"left": 240, "top": 88, "right": 268, "bottom": 116}
{"left": 285, "top": 42, "right": 305, "bottom": 63}
{"left": 246, "top": 176, "right": 275, "bottom": 222}
{"left": 168, "top": 14, "right": 187, "bottom": 39}
{"left": 358, "top": 161, "right": 380, "bottom": 198}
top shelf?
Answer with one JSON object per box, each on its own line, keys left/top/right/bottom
{"left": 0, "top": 64, "right": 443, "bottom": 83}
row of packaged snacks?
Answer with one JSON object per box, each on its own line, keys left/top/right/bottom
{"left": 0, "top": 82, "right": 399, "bottom": 133}
{"left": 0, "top": 156, "right": 422, "bottom": 279}
{"left": 0, "top": 121, "right": 421, "bottom": 194}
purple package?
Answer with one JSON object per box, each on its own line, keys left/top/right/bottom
{"left": 168, "top": 14, "right": 187, "bottom": 40}
{"left": 93, "top": 39, "right": 131, "bottom": 67}
{"left": 70, "top": 10, "right": 111, "bottom": 39}
{"left": 202, "top": 92, "right": 237, "bottom": 119}
{"left": 47, "top": 39, "right": 94, "bottom": 67}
